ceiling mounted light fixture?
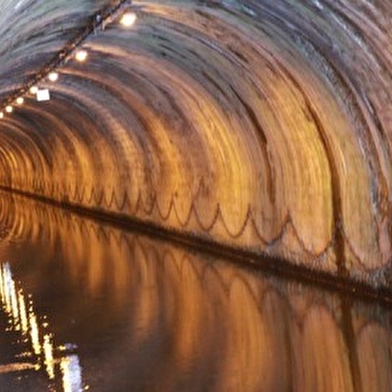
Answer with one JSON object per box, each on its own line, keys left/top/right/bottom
{"left": 0, "top": 112, "right": 3, "bottom": 119}
{"left": 120, "top": 12, "right": 137, "bottom": 27}
{"left": 75, "top": 49, "right": 88, "bottom": 62}
{"left": 36, "top": 89, "right": 51, "bottom": 102}
{"left": 48, "top": 72, "right": 59, "bottom": 82}
{"left": 16, "top": 97, "right": 24, "bottom": 105}
{"left": 0, "top": 1, "right": 137, "bottom": 112}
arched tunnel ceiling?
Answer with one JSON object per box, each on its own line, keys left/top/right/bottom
{"left": 0, "top": 0, "right": 391, "bottom": 287}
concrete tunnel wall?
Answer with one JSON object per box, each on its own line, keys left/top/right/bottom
{"left": 0, "top": 0, "right": 391, "bottom": 287}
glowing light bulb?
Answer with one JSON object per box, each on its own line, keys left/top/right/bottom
{"left": 75, "top": 50, "right": 88, "bottom": 62}
{"left": 0, "top": 112, "right": 3, "bottom": 119}
{"left": 30, "top": 86, "right": 38, "bottom": 94}
{"left": 5, "top": 106, "right": 12, "bottom": 113}
{"left": 36, "top": 89, "right": 50, "bottom": 102}
{"left": 120, "top": 12, "right": 137, "bottom": 27}
{"left": 48, "top": 72, "right": 58, "bottom": 82}
{"left": 16, "top": 97, "right": 24, "bottom": 105}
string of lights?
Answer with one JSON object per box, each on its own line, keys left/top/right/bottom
{"left": 0, "top": 0, "right": 137, "bottom": 119}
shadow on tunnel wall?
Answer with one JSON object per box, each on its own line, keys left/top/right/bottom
{"left": 0, "top": 192, "right": 392, "bottom": 391}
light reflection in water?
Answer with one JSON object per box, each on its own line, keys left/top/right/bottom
{"left": 30, "top": 312, "right": 41, "bottom": 356}
{"left": 0, "top": 192, "right": 391, "bottom": 391}
{"left": 61, "top": 355, "right": 83, "bottom": 392}
{"left": 43, "top": 333, "right": 55, "bottom": 380}
{"left": 0, "top": 261, "right": 85, "bottom": 391}
{"left": 18, "top": 289, "right": 28, "bottom": 334}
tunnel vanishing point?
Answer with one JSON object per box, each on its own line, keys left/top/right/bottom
{"left": 0, "top": 0, "right": 391, "bottom": 292}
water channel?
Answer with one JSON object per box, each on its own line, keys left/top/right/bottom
{"left": 0, "top": 192, "right": 391, "bottom": 392}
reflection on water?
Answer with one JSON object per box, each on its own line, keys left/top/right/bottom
{"left": 0, "top": 192, "right": 391, "bottom": 391}
{"left": 0, "top": 262, "right": 84, "bottom": 391}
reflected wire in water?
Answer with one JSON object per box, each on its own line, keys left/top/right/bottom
{"left": 0, "top": 261, "right": 86, "bottom": 391}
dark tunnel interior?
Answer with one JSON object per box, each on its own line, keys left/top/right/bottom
{"left": 2, "top": 1, "right": 392, "bottom": 391}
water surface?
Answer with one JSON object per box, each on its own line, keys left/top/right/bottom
{"left": 0, "top": 193, "right": 391, "bottom": 392}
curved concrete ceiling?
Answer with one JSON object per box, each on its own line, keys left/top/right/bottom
{"left": 0, "top": 0, "right": 391, "bottom": 286}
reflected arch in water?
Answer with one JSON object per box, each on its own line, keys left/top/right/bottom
{"left": 0, "top": 194, "right": 391, "bottom": 390}
{"left": 1, "top": 1, "right": 392, "bottom": 285}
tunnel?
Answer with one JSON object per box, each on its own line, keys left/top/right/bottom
{"left": 1, "top": 0, "right": 392, "bottom": 390}
{"left": 1, "top": 0, "right": 391, "bottom": 289}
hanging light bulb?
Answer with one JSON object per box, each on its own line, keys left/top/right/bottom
{"left": 16, "top": 97, "right": 24, "bottom": 105}
{"left": 75, "top": 50, "right": 88, "bottom": 62}
{"left": 48, "top": 72, "right": 59, "bottom": 82}
{"left": 5, "top": 106, "right": 12, "bottom": 113}
{"left": 120, "top": 12, "right": 137, "bottom": 27}
{"left": 30, "top": 86, "right": 38, "bottom": 95}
